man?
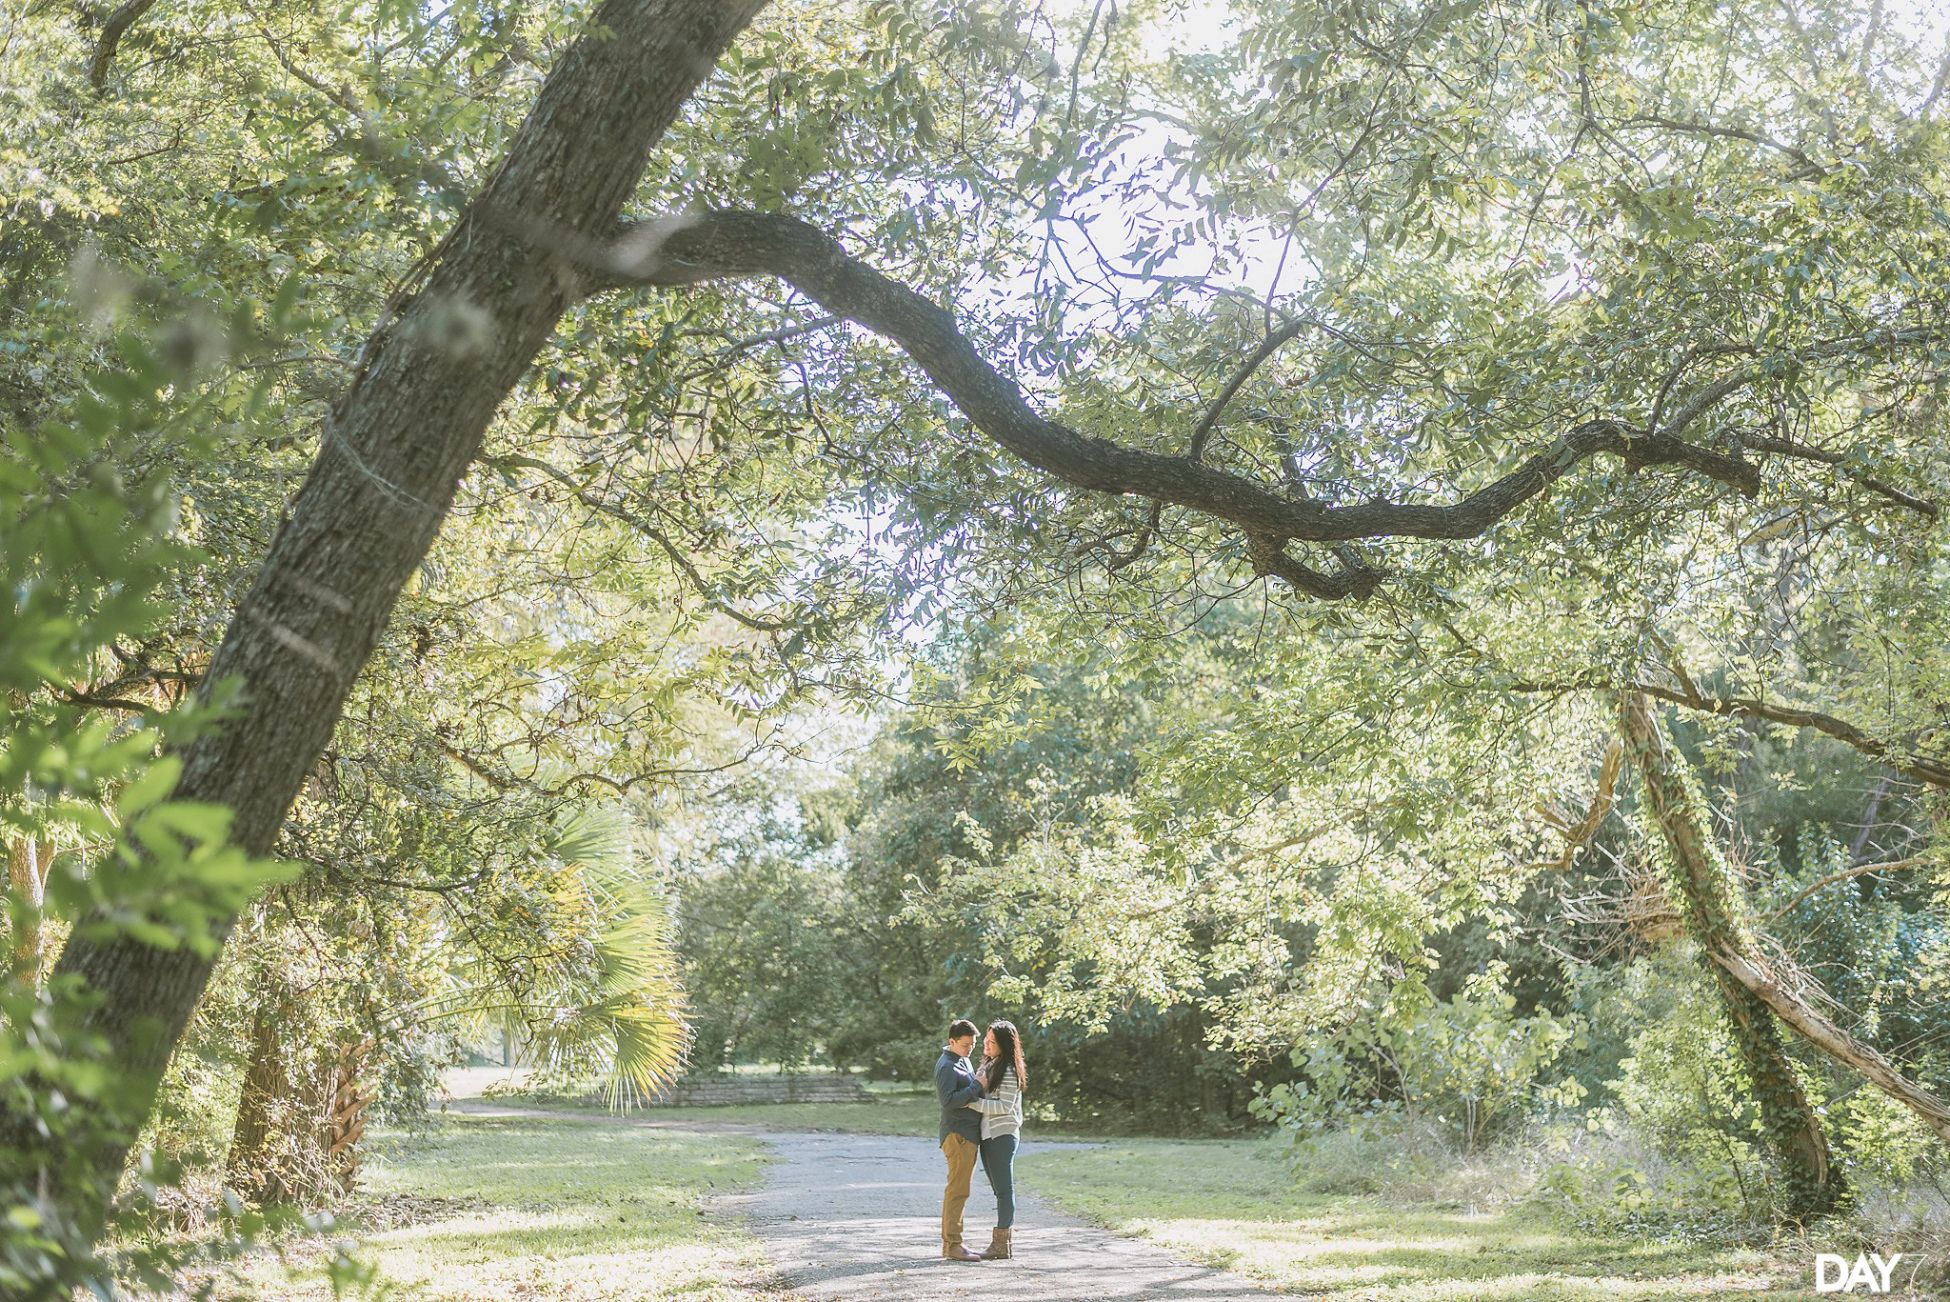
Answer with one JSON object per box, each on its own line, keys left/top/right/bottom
{"left": 934, "top": 1017, "right": 986, "bottom": 1262}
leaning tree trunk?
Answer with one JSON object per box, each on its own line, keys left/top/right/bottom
{"left": 1, "top": 0, "right": 768, "bottom": 1247}
{"left": 1710, "top": 950, "right": 1950, "bottom": 1146}
{"left": 1619, "top": 690, "right": 1844, "bottom": 1220}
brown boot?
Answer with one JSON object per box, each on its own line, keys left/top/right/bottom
{"left": 981, "top": 1229, "right": 1013, "bottom": 1260}
{"left": 942, "top": 1242, "right": 982, "bottom": 1263}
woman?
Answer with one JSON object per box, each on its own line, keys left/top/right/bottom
{"left": 964, "top": 1019, "right": 1026, "bottom": 1260}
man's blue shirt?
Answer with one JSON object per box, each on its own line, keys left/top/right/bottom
{"left": 935, "top": 1047, "right": 983, "bottom": 1144}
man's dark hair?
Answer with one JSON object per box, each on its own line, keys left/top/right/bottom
{"left": 947, "top": 1018, "right": 978, "bottom": 1042}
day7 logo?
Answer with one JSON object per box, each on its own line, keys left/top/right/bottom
{"left": 1814, "top": 1252, "right": 1902, "bottom": 1295}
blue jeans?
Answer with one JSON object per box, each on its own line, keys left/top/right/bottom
{"left": 979, "top": 1133, "right": 1018, "bottom": 1229}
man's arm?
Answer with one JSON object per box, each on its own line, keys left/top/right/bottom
{"left": 935, "top": 1056, "right": 984, "bottom": 1108}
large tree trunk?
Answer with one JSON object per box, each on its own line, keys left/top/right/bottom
{"left": 1710, "top": 950, "right": 1950, "bottom": 1146}
{"left": 2, "top": 0, "right": 767, "bottom": 1245}
{"left": 1619, "top": 691, "right": 1844, "bottom": 1220}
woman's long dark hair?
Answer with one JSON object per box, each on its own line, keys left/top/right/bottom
{"left": 982, "top": 1020, "right": 1027, "bottom": 1093}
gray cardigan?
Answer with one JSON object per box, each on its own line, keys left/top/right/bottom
{"left": 968, "top": 1065, "right": 1022, "bottom": 1139}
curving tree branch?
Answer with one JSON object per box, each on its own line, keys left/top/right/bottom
{"left": 87, "top": 0, "right": 157, "bottom": 92}
{"left": 1510, "top": 675, "right": 1950, "bottom": 791}
{"left": 589, "top": 210, "right": 1775, "bottom": 598}
{"left": 1632, "top": 680, "right": 1950, "bottom": 790}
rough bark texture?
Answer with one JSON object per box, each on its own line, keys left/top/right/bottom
{"left": 224, "top": 1004, "right": 319, "bottom": 1205}
{"left": 10, "top": 0, "right": 768, "bottom": 1239}
{"left": 227, "top": 1011, "right": 373, "bottom": 1204}
{"left": 86, "top": 0, "right": 158, "bottom": 92}
{"left": 325, "top": 1038, "right": 373, "bottom": 1190}
{"left": 1619, "top": 691, "right": 1843, "bottom": 1220}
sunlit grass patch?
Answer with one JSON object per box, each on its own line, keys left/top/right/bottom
{"left": 226, "top": 1112, "right": 782, "bottom": 1299}
{"left": 1022, "top": 1137, "right": 1821, "bottom": 1300}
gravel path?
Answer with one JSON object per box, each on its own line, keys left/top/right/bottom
{"left": 451, "top": 1104, "right": 1270, "bottom": 1300}
{"left": 715, "top": 1129, "right": 1271, "bottom": 1300}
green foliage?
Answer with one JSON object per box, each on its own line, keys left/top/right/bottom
{"left": 1834, "top": 1088, "right": 1943, "bottom": 1189}
{"left": 676, "top": 815, "right": 847, "bottom": 1071}
{"left": 1607, "top": 957, "right": 1764, "bottom": 1167}
{"left": 1, "top": 307, "right": 293, "bottom": 1292}
{"left": 8, "top": 0, "right": 1950, "bottom": 1280}
{"left": 1254, "top": 965, "right": 1587, "bottom": 1155}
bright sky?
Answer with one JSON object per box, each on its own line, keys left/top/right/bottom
{"left": 974, "top": 0, "right": 1950, "bottom": 336}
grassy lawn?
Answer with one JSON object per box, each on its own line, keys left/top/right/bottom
{"left": 634, "top": 1095, "right": 940, "bottom": 1135}
{"left": 226, "top": 1112, "right": 781, "bottom": 1300}
{"left": 386, "top": 1078, "right": 1848, "bottom": 1299}
{"left": 444, "top": 1069, "right": 1148, "bottom": 1140}
{"left": 1020, "top": 1137, "right": 1823, "bottom": 1301}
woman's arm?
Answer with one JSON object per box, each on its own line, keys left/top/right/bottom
{"left": 970, "top": 1072, "right": 1019, "bottom": 1113}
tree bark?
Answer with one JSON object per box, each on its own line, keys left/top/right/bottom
{"left": 1619, "top": 690, "right": 1844, "bottom": 1220}
{"left": 5, "top": 836, "right": 51, "bottom": 985}
{"left": 87, "top": 0, "right": 158, "bottom": 93}
{"left": 6, "top": 0, "right": 767, "bottom": 1242}
{"left": 225, "top": 1003, "right": 317, "bottom": 1205}
{"left": 226, "top": 1002, "right": 371, "bottom": 1205}
{"left": 1710, "top": 950, "right": 1950, "bottom": 1146}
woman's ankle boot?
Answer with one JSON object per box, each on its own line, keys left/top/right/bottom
{"left": 982, "top": 1228, "right": 1013, "bottom": 1260}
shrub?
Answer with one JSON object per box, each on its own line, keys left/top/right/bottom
{"left": 1253, "top": 964, "right": 1586, "bottom": 1154}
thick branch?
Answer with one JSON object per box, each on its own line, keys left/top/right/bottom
{"left": 1633, "top": 681, "right": 1950, "bottom": 790}
{"left": 599, "top": 212, "right": 1762, "bottom": 569}
{"left": 1508, "top": 677, "right": 1950, "bottom": 791}
{"left": 87, "top": 0, "right": 157, "bottom": 92}
{"left": 1712, "top": 950, "right": 1950, "bottom": 1146}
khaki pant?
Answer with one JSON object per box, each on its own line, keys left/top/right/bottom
{"left": 940, "top": 1133, "right": 979, "bottom": 1249}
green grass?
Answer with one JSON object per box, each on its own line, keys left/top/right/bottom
{"left": 218, "top": 1086, "right": 1848, "bottom": 1300}
{"left": 465, "top": 1082, "right": 1135, "bottom": 1141}
{"left": 226, "top": 1113, "right": 782, "bottom": 1299}
{"left": 461, "top": 1091, "right": 943, "bottom": 1137}
{"left": 1020, "top": 1137, "right": 1822, "bottom": 1301}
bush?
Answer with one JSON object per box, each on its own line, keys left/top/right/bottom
{"left": 1532, "top": 1117, "right": 1764, "bottom": 1241}
{"left": 1834, "top": 1087, "right": 1945, "bottom": 1188}
{"left": 1607, "top": 962, "right": 1763, "bottom": 1165}
{"left": 1253, "top": 964, "right": 1586, "bottom": 1154}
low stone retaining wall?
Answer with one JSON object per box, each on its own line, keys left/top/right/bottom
{"left": 630, "top": 1073, "right": 870, "bottom": 1108}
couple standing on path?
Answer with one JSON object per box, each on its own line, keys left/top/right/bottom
{"left": 935, "top": 1017, "right": 1027, "bottom": 1264}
